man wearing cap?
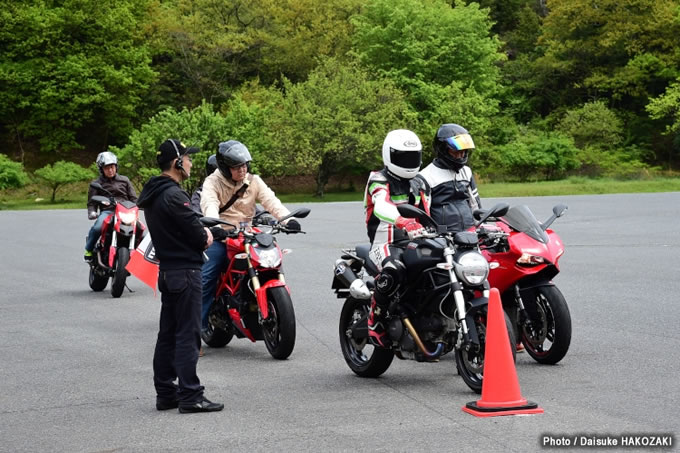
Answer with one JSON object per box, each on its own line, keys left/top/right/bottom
{"left": 137, "top": 138, "right": 224, "bottom": 414}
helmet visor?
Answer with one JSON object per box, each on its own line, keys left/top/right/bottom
{"left": 444, "top": 134, "right": 475, "bottom": 151}
{"left": 390, "top": 148, "right": 421, "bottom": 169}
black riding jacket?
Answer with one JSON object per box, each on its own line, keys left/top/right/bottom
{"left": 137, "top": 175, "right": 207, "bottom": 271}
{"left": 419, "top": 159, "right": 481, "bottom": 233}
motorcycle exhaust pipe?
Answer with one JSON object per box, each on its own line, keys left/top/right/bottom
{"left": 334, "top": 259, "right": 371, "bottom": 299}
{"left": 402, "top": 317, "right": 445, "bottom": 360}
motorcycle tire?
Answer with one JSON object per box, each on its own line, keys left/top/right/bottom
{"left": 88, "top": 265, "right": 108, "bottom": 292}
{"left": 339, "top": 297, "right": 394, "bottom": 377}
{"left": 520, "top": 285, "right": 572, "bottom": 365}
{"left": 262, "top": 286, "right": 296, "bottom": 360}
{"left": 201, "top": 323, "right": 233, "bottom": 348}
{"left": 110, "top": 247, "right": 129, "bottom": 298}
{"left": 455, "top": 309, "right": 516, "bottom": 394}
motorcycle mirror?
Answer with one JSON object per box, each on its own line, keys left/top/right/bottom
{"left": 553, "top": 204, "right": 568, "bottom": 218}
{"left": 475, "top": 202, "right": 510, "bottom": 226}
{"left": 200, "top": 216, "right": 236, "bottom": 230}
{"left": 291, "top": 208, "right": 311, "bottom": 219}
{"left": 542, "top": 204, "right": 568, "bottom": 230}
{"left": 90, "top": 182, "right": 103, "bottom": 190}
{"left": 397, "top": 204, "right": 438, "bottom": 229}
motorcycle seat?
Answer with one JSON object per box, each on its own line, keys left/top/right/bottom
{"left": 355, "top": 244, "right": 380, "bottom": 277}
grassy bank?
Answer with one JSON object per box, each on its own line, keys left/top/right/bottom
{"left": 1, "top": 176, "right": 680, "bottom": 210}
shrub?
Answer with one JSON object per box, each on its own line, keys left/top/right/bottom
{"left": 34, "top": 161, "right": 94, "bottom": 202}
{"left": 0, "top": 154, "right": 29, "bottom": 190}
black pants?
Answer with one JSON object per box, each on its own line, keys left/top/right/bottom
{"left": 153, "top": 269, "right": 204, "bottom": 404}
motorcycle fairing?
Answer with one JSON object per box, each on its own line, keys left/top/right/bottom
{"left": 256, "top": 279, "right": 288, "bottom": 319}
{"left": 228, "top": 308, "right": 256, "bottom": 342}
{"left": 502, "top": 205, "right": 549, "bottom": 243}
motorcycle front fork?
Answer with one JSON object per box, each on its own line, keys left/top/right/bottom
{"left": 513, "top": 285, "right": 537, "bottom": 340}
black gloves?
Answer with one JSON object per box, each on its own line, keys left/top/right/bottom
{"left": 210, "top": 226, "right": 228, "bottom": 241}
{"left": 285, "top": 219, "right": 301, "bottom": 231}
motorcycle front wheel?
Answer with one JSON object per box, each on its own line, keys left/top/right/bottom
{"left": 262, "top": 286, "right": 296, "bottom": 360}
{"left": 88, "top": 265, "right": 108, "bottom": 292}
{"left": 520, "top": 285, "right": 572, "bottom": 365}
{"left": 455, "top": 309, "right": 516, "bottom": 394}
{"left": 110, "top": 247, "right": 129, "bottom": 298}
{"left": 339, "top": 297, "right": 394, "bottom": 377}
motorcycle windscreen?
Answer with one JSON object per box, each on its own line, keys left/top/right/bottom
{"left": 502, "top": 205, "right": 549, "bottom": 243}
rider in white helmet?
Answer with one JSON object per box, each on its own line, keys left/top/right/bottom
{"left": 363, "top": 129, "right": 431, "bottom": 347}
{"left": 84, "top": 151, "right": 139, "bottom": 261}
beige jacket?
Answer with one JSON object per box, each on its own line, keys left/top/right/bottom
{"left": 200, "top": 171, "right": 290, "bottom": 228}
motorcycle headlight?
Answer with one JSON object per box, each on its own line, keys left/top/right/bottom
{"left": 256, "top": 248, "right": 282, "bottom": 268}
{"left": 118, "top": 211, "right": 136, "bottom": 225}
{"left": 454, "top": 251, "right": 489, "bottom": 286}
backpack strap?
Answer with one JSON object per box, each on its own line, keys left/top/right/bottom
{"left": 219, "top": 175, "right": 252, "bottom": 213}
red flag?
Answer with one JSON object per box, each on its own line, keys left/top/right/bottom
{"left": 126, "top": 234, "right": 159, "bottom": 295}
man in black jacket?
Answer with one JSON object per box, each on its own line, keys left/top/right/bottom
{"left": 419, "top": 123, "right": 481, "bottom": 232}
{"left": 137, "top": 138, "right": 224, "bottom": 414}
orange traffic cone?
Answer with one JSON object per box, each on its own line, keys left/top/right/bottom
{"left": 462, "top": 288, "right": 543, "bottom": 417}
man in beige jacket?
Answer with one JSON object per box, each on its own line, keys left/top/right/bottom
{"left": 199, "top": 140, "right": 300, "bottom": 335}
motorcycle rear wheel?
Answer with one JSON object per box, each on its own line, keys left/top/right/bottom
{"left": 339, "top": 297, "right": 394, "bottom": 377}
{"left": 262, "top": 286, "right": 296, "bottom": 360}
{"left": 88, "top": 265, "right": 108, "bottom": 292}
{"left": 520, "top": 285, "right": 571, "bottom": 365}
{"left": 455, "top": 310, "right": 516, "bottom": 394}
{"left": 110, "top": 247, "right": 130, "bottom": 298}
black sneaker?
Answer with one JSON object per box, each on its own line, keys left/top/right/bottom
{"left": 178, "top": 397, "right": 224, "bottom": 413}
{"left": 84, "top": 251, "right": 94, "bottom": 262}
{"left": 156, "top": 398, "right": 179, "bottom": 411}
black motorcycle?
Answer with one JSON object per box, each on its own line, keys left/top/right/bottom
{"left": 332, "top": 203, "right": 515, "bottom": 393}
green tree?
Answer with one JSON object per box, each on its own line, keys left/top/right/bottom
{"left": 149, "top": 0, "right": 360, "bottom": 108}
{"left": 491, "top": 130, "right": 579, "bottom": 181}
{"left": 34, "top": 161, "right": 94, "bottom": 202}
{"left": 112, "top": 102, "right": 232, "bottom": 193}
{"left": 351, "top": 0, "right": 504, "bottom": 113}
{"left": 0, "top": 154, "right": 29, "bottom": 190}
{"left": 270, "top": 58, "right": 417, "bottom": 197}
{"left": 556, "top": 101, "right": 623, "bottom": 150}
{"left": 0, "top": 0, "right": 156, "bottom": 153}
{"left": 533, "top": 0, "right": 680, "bottom": 111}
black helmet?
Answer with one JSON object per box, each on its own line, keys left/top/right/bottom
{"left": 205, "top": 154, "right": 217, "bottom": 177}
{"left": 433, "top": 124, "right": 475, "bottom": 171}
{"left": 216, "top": 140, "right": 252, "bottom": 178}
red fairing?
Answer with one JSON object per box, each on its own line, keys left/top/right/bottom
{"left": 484, "top": 225, "right": 565, "bottom": 294}
{"left": 226, "top": 236, "right": 245, "bottom": 260}
{"left": 256, "top": 280, "right": 288, "bottom": 319}
{"left": 228, "top": 308, "right": 255, "bottom": 342}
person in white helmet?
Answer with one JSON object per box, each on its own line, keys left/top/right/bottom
{"left": 363, "top": 129, "right": 431, "bottom": 347}
{"left": 84, "top": 151, "right": 140, "bottom": 261}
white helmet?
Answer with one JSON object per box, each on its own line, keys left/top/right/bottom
{"left": 382, "top": 129, "right": 422, "bottom": 179}
{"left": 96, "top": 151, "right": 118, "bottom": 174}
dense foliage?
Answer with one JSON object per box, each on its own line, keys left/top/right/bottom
{"left": 1, "top": 0, "right": 679, "bottom": 196}
{"left": 34, "top": 161, "right": 93, "bottom": 201}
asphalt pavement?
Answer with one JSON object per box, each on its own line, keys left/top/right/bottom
{"left": 0, "top": 192, "right": 678, "bottom": 452}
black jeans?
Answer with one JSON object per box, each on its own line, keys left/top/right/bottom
{"left": 153, "top": 269, "right": 205, "bottom": 404}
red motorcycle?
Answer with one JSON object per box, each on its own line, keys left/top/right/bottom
{"left": 476, "top": 204, "right": 572, "bottom": 364}
{"left": 87, "top": 182, "right": 145, "bottom": 298}
{"left": 200, "top": 208, "right": 310, "bottom": 360}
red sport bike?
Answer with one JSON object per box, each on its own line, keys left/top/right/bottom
{"left": 199, "top": 208, "right": 310, "bottom": 360}
{"left": 476, "top": 204, "right": 572, "bottom": 364}
{"left": 87, "top": 182, "right": 145, "bottom": 298}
